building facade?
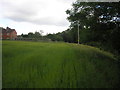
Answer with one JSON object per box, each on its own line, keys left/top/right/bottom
{"left": 0, "top": 27, "right": 17, "bottom": 40}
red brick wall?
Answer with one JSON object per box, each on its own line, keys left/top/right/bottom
{"left": 10, "top": 31, "right": 17, "bottom": 39}
{"left": 2, "top": 30, "right": 17, "bottom": 39}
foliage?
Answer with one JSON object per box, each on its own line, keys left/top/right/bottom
{"left": 46, "top": 2, "right": 120, "bottom": 54}
{"left": 65, "top": 2, "right": 120, "bottom": 53}
{"left": 21, "top": 31, "right": 43, "bottom": 41}
{"left": 46, "top": 33, "right": 63, "bottom": 41}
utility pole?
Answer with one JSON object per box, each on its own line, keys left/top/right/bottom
{"left": 78, "top": 21, "right": 80, "bottom": 44}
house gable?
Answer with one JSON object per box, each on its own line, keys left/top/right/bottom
{"left": 0, "top": 27, "right": 17, "bottom": 39}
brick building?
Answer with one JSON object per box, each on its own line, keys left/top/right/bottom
{"left": 0, "top": 27, "right": 17, "bottom": 40}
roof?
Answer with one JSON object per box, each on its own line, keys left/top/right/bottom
{"left": 1, "top": 27, "right": 16, "bottom": 34}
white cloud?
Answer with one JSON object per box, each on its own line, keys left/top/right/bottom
{"left": 0, "top": 0, "right": 75, "bottom": 35}
{"left": 0, "top": 0, "right": 74, "bottom": 26}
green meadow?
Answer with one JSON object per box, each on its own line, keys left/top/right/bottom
{"left": 2, "top": 41, "right": 120, "bottom": 88}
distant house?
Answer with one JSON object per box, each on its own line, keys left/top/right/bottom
{"left": 0, "top": 27, "right": 17, "bottom": 40}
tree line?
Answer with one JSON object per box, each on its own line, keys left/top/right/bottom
{"left": 46, "top": 1, "right": 120, "bottom": 54}
{"left": 18, "top": 30, "right": 51, "bottom": 41}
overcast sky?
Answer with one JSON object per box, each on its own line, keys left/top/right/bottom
{"left": 0, "top": 0, "right": 75, "bottom": 35}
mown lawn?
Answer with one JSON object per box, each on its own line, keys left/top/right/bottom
{"left": 2, "top": 41, "right": 120, "bottom": 88}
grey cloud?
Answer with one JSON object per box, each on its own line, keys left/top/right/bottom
{"left": 1, "top": 0, "right": 71, "bottom": 26}
{"left": 26, "top": 17, "right": 69, "bottom": 26}
{"left": 6, "top": 14, "right": 69, "bottom": 26}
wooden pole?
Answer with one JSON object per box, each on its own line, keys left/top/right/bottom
{"left": 78, "top": 23, "right": 80, "bottom": 44}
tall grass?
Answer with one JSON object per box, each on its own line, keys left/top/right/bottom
{"left": 2, "top": 41, "right": 120, "bottom": 88}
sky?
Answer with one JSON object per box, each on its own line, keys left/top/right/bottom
{"left": 0, "top": 0, "right": 75, "bottom": 35}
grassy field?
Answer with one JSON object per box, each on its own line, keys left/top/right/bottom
{"left": 2, "top": 41, "right": 120, "bottom": 88}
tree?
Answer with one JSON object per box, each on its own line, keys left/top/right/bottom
{"left": 39, "top": 30, "right": 44, "bottom": 39}
{"left": 66, "top": 1, "right": 120, "bottom": 53}
{"left": 34, "top": 31, "right": 41, "bottom": 38}
{"left": 39, "top": 30, "right": 44, "bottom": 36}
{"left": 46, "top": 33, "right": 63, "bottom": 41}
{"left": 28, "top": 32, "right": 34, "bottom": 38}
{"left": 21, "top": 33, "right": 28, "bottom": 38}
